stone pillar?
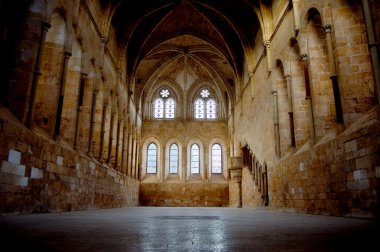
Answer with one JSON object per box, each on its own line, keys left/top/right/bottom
{"left": 263, "top": 40, "right": 272, "bottom": 73}
{"left": 87, "top": 88, "right": 98, "bottom": 156}
{"left": 121, "top": 123, "right": 127, "bottom": 174}
{"left": 291, "top": 0, "right": 300, "bottom": 34}
{"left": 107, "top": 110, "right": 115, "bottom": 164}
{"left": 54, "top": 51, "right": 72, "bottom": 139}
{"left": 229, "top": 157, "right": 243, "bottom": 208}
{"left": 114, "top": 119, "right": 121, "bottom": 170}
{"left": 127, "top": 133, "right": 133, "bottom": 177}
{"left": 271, "top": 90, "right": 281, "bottom": 157}
{"left": 285, "top": 75, "right": 296, "bottom": 147}
{"left": 99, "top": 102, "right": 108, "bottom": 162}
{"left": 361, "top": 0, "right": 380, "bottom": 105}
{"left": 249, "top": 71, "right": 254, "bottom": 100}
{"left": 25, "top": 21, "right": 51, "bottom": 128}
{"left": 323, "top": 24, "right": 344, "bottom": 123}
{"left": 300, "top": 54, "right": 315, "bottom": 144}
{"left": 74, "top": 72, "right": 87, "bottom": 150}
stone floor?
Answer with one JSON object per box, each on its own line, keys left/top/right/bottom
{"left": 0, "top": 207, "right": 378, "bottom": 251}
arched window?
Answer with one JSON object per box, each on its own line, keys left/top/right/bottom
{"left": 147, "top": 143, "right": 157, "bottom": 173}
{"left": 211, "top": 144, "right": 222, "bottom": 173}
{"left": 193, "top": 88, "right": 217, "bottom": 120}
{"left": 154, "top": 98, "right": 164, "bottom": 118}
{"left": 153, "top": 89, "right": 176, "bottom": 119}
{"left": 169, "top": 143, "right": 179, "bottom": 174}
{"left": 206, "top": 99, "right": 216, "bottom": 119}
{"left": 195, "top": 99, "right": 204, "bottom": 119}
{"left": 190, "top": 144, "right": 200, "bottom": 174}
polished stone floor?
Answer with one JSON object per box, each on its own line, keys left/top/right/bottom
{"left": 0, "top": 207, "right": 377, "bottom": 251}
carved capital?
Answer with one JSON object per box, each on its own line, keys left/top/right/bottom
{"left": 300, "top": 54, "right": 308, "bottom": 61}
{"left": 81, "top": 72, "right": 88, "bottom": 79}
{"left": 263, "top": 40, "right": 271, "bottom": 49}
{"left": 64, "top": 51, "right": 72, "bottom": 59}
{"left": 128, "top": 90, "right": 134, "bottom": 96}
{"left": 322, "top": 24, "right": 332, "bottom": 33}
{"left": 42, "top": 21, "right": 52, "bottom": 31}
{"left": 271, "top": 90, "right": 278, "bottom": 96}
{"left": 284, "top": 74, "right": 291, "bottom": 81}
{"left": 101, "top": 37, "right": 109, "bottom": 46}
{"left": 248, "top": 71, "right": 254, "bottom": 78}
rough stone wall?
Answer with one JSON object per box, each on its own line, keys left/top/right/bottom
{"left": 236, "top": 0, "right": 380, "bottom": 218}
{"left": 140, "top": 120, "right": 229, "bottom": 206}
{"left": 0, "top": 106, "right": 139, "bottom": 214}
{"left": 140, "top": 183, "right": 229, "bottom": 207}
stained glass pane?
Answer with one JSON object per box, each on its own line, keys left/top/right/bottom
{"left": 154, "top": 98, "right": 164, "bottom": 118}
{"left": 211, "top": 144, "right": 222, "bottom": 173}
{"left": 169, "top": 144, "right": 178, "bottom": 173}
{"left": 147, "top": 143, "right": 157, "bottom": 173}
{"left": 166, "top": 98, "right": 175, "bottom": 119}
{"left": 191, "top": 144, "right": 200, "bottom": 174}
{"left": 194, "top": 99, "right": 204, "bottom": 119}
{"left": 206, "top": 99, "right": 216, "bottom": 119}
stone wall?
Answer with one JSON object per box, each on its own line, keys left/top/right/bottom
{"left": 140, "top": 182, "right": 229, "bottom": 207}
{"left": 0, "top": 106, "right": 139, "bottom": 214}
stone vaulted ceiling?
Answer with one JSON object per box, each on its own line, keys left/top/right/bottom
{"left": 109, "top": 0, "right": 260, "bottom": 102}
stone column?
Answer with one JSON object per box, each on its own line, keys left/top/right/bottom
{"left": 249, "top": 71, "right": 254, "bottom": 100}
{"left": 323, "top": 24, "right": 344, "bottom": 123}
{"left": 87, "top": 87, "right": 98, "bottom": 156}
{"left": 263, "top": 40, "right": 272, "bottom": 73}
{"left": 108, "top": 110, "right": 116, "bottom": 164}
{"left": 361, "top": 0, "right": 380, "bottom": 105}
{"left": 99, "top": 102, "right": 108, "bottom": 162}
{"left": 271, "top": 90, "right": 281, "bottom": 157}
{"left": 229, "top": 157, "right": 243, "bottom": 208}
{"left": 127, "top": 133, "right": 133, "bottom": 177}
{"left": 25, "top": 21, "right": 51, "bottom": 128}
{"left": 121, "top": 123, "right": 127, "bottom": 174}
{"left": 291, "top": 0, "right": 300, "bottom": 34}
{"left": 285, "top": 75, "right": 296, "bottom": 147}
{"left": 114, "top": 119, "right": 121, "bottom": 170}
{"left": 54, "top": 51, "right": 72, "bottom": 139}
{"left": 300, "top": 54, "right": 315, "bottom": 144}
{"left": 74, "top": 72, "right": 87, "bottom": 150}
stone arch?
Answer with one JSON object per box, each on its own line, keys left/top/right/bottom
{"left": 61, "top": 37, "right": 82, "bottom": 145}
{"left": 306, "top": 8, "right": 336, "bottom": 141}
{"left": 141, "top": 137, "right": 162, "bottom": 181}
{"left": 164, "top": 138, "right": 183, "bottom": 181}
{"left": 34, "top": 10, "right": 67, "bottom": 137}
{"left": 187, "top": 139, "right": 205, "bottom": 181}
{"left": 275, "top": 59, "right": 292, "bottom": 156}
{"left": 288, "top": 38, "right": 308, "bottom": 148}
{"left": 208, "top": 138, "right": 228, "bottom": 180}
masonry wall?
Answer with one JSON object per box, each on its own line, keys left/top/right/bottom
{"left": 0, "top": 104, "right": 139, "bottom": 214}
{"left": 236, "top": 0, "right": 380, "bottom": 218}
{"left": 140, "top": 120, "right": 230, "bottom": 206}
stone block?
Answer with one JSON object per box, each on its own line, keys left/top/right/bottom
{"left": 1, "top": 161, "right": 26, "bottom": 176}
{"left": 8, "top": 149, "right": 21, "bottom": 164}
{"left": 31, "top": 167, "right": 44, "bottom": 179}
{"left": 376, "top": 166, "right": 380, "bottom": 178}
{"left": 353, "top": 169, "right": 367, "bottom": 180}
{"left": 57, "top": 156, "right": 63, "bottom": 166}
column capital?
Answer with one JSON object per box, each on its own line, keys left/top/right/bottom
{"left": 271, "top": 90, "right": 278, "bottom": 96}
{"left": 322, "top": 24, "right": 332, "bottom": 33}
{"left": 101, "top": 37, "right": 109, "bottom": 45}
{"left": 262, "top": 40, "right": 271, "bottom": 49}
{"left": 248, "top": 71, "right": 254, "bottom": 78}
{"left": 64, "top": 51, "right": 72, "bottom": 59}
{"left": 42, "top": 21, "right": 51, "bottom": 31}
{"left": 81, "top": 72, "right": 88, "bottom": 79}
{"left": 284, "top": 74, "right": 291, "bottom": 80}
{"left": 300, "top": 54, "right": 308, "bottom": 61}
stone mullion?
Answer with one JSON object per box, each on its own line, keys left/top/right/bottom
{"left": 54, "top": 51, "right": 72, "bottom": 139}
{"left": 25, "top": 21, "right": 51, "bottom": 128}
